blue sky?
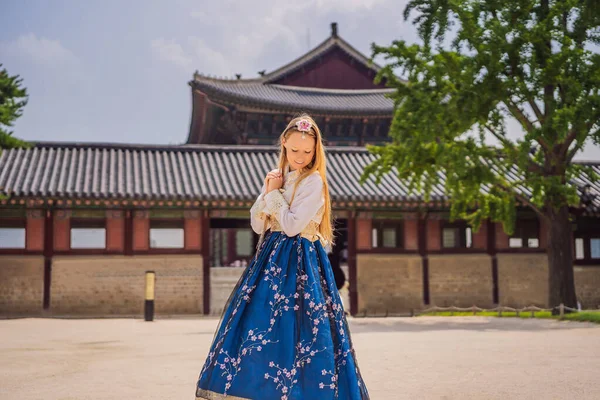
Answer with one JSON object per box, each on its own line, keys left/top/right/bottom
{"left": 1, "top": 0, "right": 599, "bottom": 160}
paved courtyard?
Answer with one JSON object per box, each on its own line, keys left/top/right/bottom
{"left": 1, "top": 316, "right": 599, "bottom": 400}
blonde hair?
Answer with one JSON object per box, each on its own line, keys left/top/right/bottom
{"left": 277, "top": 114, "right": 334, "bottom": 245}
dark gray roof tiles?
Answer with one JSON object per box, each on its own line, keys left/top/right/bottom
{"left": 1, "top": 143, "right": 598, "bottom": 213}
{"left": 0, "top": 143, "right": 432, "bottom": 204}
{"left": 190, "top": 78, "right": 395, "bottom": 116}
{"left": 189, "top": 33, "right": 398, "bottom": 115}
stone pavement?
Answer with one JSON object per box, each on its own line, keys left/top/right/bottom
{"left": 1, "top": 316, "right": 599, "bottom": 399}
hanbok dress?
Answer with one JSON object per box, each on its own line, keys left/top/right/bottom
{"left": 195, "top": 168, "right": 369, "bottom": 400}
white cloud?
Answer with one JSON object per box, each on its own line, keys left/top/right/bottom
{"left": 187, "top": 37, "right": 230, "bottom": 74}
{"left": 151, "top": 38, "right": 193, "bottom": 70}
{"left": 182, "top": 0, "right": 417, "bottom": 78}
{"left": 0, "top": 33, "right": 79, "bottom": 68}
{"left": 184, "top": 2, "right": 314, "bottom": 76}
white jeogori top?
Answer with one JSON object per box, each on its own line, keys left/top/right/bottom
{"left": 250, "top": 168, "right": 325, "bottom": 240}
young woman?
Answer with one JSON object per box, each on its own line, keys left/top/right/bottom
{"left": 196, "top": 115, "right": 369, "bottom": 400}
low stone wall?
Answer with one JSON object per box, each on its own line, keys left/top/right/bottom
{"left": 574, "top": 265, "right": 600, "bottom": 309}
{"left": 428, "top": 254, "right": 494, "bottom": 308}
{"left": 2, "top": 251, "right": 595, "bottom": 316}
{"left": 357, "top": 254, "right": 423, "bottom": 315}
{"left": 0, "top": 256, "right": 45, "bottom": 315}
{"left": 51, "top": 255, "right": 203, "bottom": 315}
{"left": 497, "top": 253, "right": 548, "bottom": 307}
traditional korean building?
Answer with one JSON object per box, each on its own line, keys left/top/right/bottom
{"left": 1, "top": 24, "right": 599, "bottom": 317}
{"left": 187, "top": 23, "right": 394, "bottom": 147}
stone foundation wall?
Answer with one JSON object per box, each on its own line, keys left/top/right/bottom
{"left": 51, "top": 255, "right": 203, "bottom": 315}
{"left": 574, "top": 266, "right": 600, "bottom": 309}
{"left": 2, "top": 252, "right": 597, "bottom": 316}
{"left": 428, "top": 254, "right": 494, "bottom": 308}
{"left": 0, "top": 256, "right": 45, "bottom": 315}
{"left": 357, "top": 254, "right": 423, "bottom": 314}
{"left": 497, "top": 253, "right": 548, "bottom": 307}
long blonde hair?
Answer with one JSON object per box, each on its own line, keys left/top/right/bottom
{"left": 277, "top": 114, "right": 334, "bottom": 245}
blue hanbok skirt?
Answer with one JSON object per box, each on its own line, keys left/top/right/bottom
{"left": 196, "top": 231, "right": 369, "bottom": 400}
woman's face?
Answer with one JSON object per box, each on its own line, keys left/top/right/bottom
{"left": 283, "top": 131, "right": 316, "bottom": 171}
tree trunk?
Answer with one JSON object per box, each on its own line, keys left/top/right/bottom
{"left": 546, "top": 205, "right": 578, "bottom": 310}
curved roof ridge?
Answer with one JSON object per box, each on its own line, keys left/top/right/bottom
{"left": 270, "top": 84, "right": 394, "bottom": 95}
{"left": 190, "top": 79, "right": 395, "bottom": 115}
{"left": 191, "top": 34, "right": 382, "bottom": 86}
{"left": 192, "top": 72, "right": 265, "bottom": 84}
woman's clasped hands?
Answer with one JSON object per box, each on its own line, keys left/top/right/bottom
{"left": 264, "top": 169, "right": 283, "bottom": 193}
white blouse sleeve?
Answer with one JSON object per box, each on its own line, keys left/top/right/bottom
{"left": 263, "top": 173, "right": 324, "bottom": 237}
{"left": 250, "top": 184, "right": 268, "bottom": 234}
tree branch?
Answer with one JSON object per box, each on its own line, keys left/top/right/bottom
{"left": 484, "top": 124, "right": 516, "bottom": 149}
{"left": 505, "top": 101, "right": 535, "bottom": 133}
{"left": 484, "top": 124, "right": 544, "bottom": 174}
{"left": 566, "top": 140, "right": 585, "bottom": 163}
{"left": 496, "top": 180, "right": 545, "bottom": 218}
{"left": 528, "top": 99, "right": 544, "bottom": 124}
{"left": 561, "top": 128, "right": 579, "bottom": 158}
{"left": 561, "top": 120, "right": 597, "bottom": 159}
{"left": 505, "top": 100, "right": 555, "bottom": 154}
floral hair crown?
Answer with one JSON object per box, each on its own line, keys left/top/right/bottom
{"left": 294, "top": 119, "right": 313, "bottom": 139}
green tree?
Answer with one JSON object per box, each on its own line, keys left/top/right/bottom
{"left": 364, "top": 0, "right": 600, "bottom": 308}
{"left": 0, "top": 64, "right": 29, "bottom": 149}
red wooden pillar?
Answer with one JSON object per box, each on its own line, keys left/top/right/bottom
{"left": 184, "top": 210, "right": 202, "bottom": 251}
{"left": 356, "top": 217, "right": 372, "bottom": 251}
{"left": 53, "top": 210, "right": 71, "bottom": 251}
{"left": 124, "top": 210, "right": 133, "bottom": 255}
{"left": 26, "top": 209, "right": 45, "bottom": 252}
{"left": 472, "top": 222, "right": 488, "bottom": 250}
{"left": 404, "top": 215, "right": 419, "bottom": 251}
{"left": 132, "top": 210, "right": 149, "bottom": 252}
{"left": 426, "top": 218, "right": 441, "bottom": 251}
{"left": 106, "top": 210, "right": 125, "bottom": 253}
{"left": 495, "top": 223, "right": 510, "bottom": 250}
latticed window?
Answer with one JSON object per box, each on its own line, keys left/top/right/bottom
{"left": 371, "top": 220, "right": 403, "bottom": 248}
{"left": 441, "top": 221, "right": 472, "bottom": 249}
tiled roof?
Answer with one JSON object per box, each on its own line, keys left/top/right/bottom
{"left": 0, "top": 143, "right": 598, "bottom": 213}
{"left": 190, "top": 78, "right": 395, "bottom": 116}
{"left": 572, "top": 161, "right": 600, "bottom": 213}
{"left": 0, "top": 143, "right": 432, "bottom": 204}
{"left": 189, "top": 29, "right": 396, "bottom": 116}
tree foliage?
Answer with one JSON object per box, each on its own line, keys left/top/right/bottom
{"left": 364, "top": 0, "right": 600, "bottom": 234}
{"left": 0, "top": 64, "right": 29, "bottom": 150}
